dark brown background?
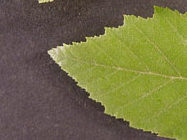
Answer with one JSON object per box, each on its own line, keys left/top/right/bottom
{"left": 0, "top": 0, "right": 186, "bottom": 140}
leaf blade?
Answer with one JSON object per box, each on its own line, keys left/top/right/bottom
{"left": 48, "top": 7, "right": 187, "bottom": 140}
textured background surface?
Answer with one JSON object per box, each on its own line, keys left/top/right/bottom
{"left": 0, "top": 0, "right": 186, "bottom": 140}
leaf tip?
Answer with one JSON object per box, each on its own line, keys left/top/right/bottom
{"left": 48, "top": 47, "right": 56, "bottom": 58}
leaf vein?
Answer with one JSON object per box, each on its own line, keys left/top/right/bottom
{"left": 117, "top": 79, "right": 173, "bottom": 112}
{"left": 65, "top": 56, "right": 187, "bottom": 81}
{"left": 133, "top": 24, "right": 182, "bottom": 77}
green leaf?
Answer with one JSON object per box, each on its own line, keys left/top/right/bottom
{"left": 38, "top": 0, "right": 54, "bottom": 3}
{"left": 48, "top": 7, "right": 187, "bottom": 140}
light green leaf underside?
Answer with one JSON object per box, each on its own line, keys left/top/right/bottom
{"left": 38, "top": 0, "right": 54, "bottom": 3}
{"left": 48, "top": 7, "right": 187, "bottom": 140}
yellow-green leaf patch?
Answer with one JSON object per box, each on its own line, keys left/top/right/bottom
{"left": 38, "top": 0, "right": 54, "bottom": 4}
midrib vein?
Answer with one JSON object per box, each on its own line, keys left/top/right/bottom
{"left": 62, "top": 56, "right": 187, "bottom": 81}
{"left": 94, "top": 62, "right": 187, "bottom": 80}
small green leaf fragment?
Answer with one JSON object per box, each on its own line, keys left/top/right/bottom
{"left": 38, "top": 0, "right": 54, "bottom": 3}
